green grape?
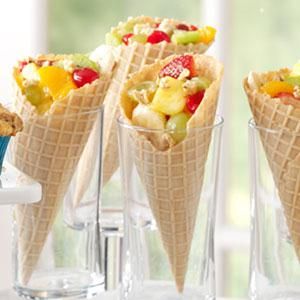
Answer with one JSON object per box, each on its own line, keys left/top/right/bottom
{"left": 285, "top": 75, "right": 300, "bottom": 86}
{"left": 69, "top": 54, "right": 100, "bottom": 72}
{"left": 131, "top": 34, "right": 147, "bottom": 44}
{"left": 193, "top": 77, "right": 211, "bottom": 90}
{"left": 105, "top": 32, "right": 122, "bottom": 46}
{"left": 166, "top": 112, "right": 190, "bottom": 143}
{"left": 171, "top": 30, "right": 201, "bottom": 45}
{"left": 25, "top": 85, "right": 46, "bottom": 106}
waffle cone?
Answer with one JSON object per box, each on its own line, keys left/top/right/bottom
{"left": 120, "top": 54, "right": 223, "bottom": 292}
{"left": 11, "top": 73, "right": 110, "bottom": 285}
{"left": 244, "top": 70, "right": 300, "bottom": 261}
{"left": 103, "top": 16, "right": 214, "bottom": 184}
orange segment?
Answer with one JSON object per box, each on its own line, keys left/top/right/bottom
{"left": 261, "top": 81, "right": 294, "bottom": 97}
{"left": 38, "top": 66, "right": 76, "bottom": 99}
{"left": 198, "top": 26, "right": 216, "bottom": 44}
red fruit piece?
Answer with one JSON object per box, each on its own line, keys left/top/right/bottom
{"left": 19, "top": 61, "right": 28, "bottom": 72}
{"left": 276, "top": 92, "right": 297, "bottom": 98}
{"left": 147, "top": 30, "right": 170, "bottom": 44}
{"left": 153, "top": 23, "right": 160, "bottom": 28}
{"left": 72, "top": 68, "right": 99, "bottom": 88}
{"left": 122, "top": 33, "right": 134, "bottom": 45}
{"left": 186, "top": 90, "right": 205, "bottom": 114}
{"left": 159, "top": 55, "right": 196, "bottom": 79}
{"left": 176, "top": 23, "right": 190, "bottom": 31}
{"left": 190, "top": 25, "right": 198, "bottom": 31}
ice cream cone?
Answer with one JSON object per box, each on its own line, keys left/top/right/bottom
{"left": 102, "top": 16, "right": 214, "bottom": 184}
{"left": 120, "top": 54, "right": 223, "bottom": 292}
{"left": 244, "top": 70, "right": 300, "bottom": 260}
{"left": 11, "top": 71, "right": 111, "bottom": 285}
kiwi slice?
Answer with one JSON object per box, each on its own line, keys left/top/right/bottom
{"left": 171, "top": 30, "right": 201, "bottom": 45}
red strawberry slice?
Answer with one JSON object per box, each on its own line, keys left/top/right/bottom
{"left": 276, "top": 92, "right": 298, "bottom": 99}
{"left": 190, "top": 25, "right": 198, "bottom": 31}
{"left": 122, "top": 33, "right": 134, "bottom": 45}
{"left": 73, "top": 68, "right": 99, "bottom": 88}
{"left": 19, "top": 61, "right": 28, "bottom": 72}
{"left": 159, "top": 55, "right": 196, "bottom": 79}
{"left": 147, "top": 30, "right": 170, "bottom": 44}
{"left": 186, "top": 90, "right": 205, "bottom": 114}
{"left": 176, "top": 24, "right": 190, "bottom": 31}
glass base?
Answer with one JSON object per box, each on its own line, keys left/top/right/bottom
{"left": 124, "top": 281, "right": 214, "bottom": 300}
{"left": 14, "top": 269, "right": 104, "bottom": 299}
{"left": 250, "top": 285, "right": 300, "bottom": 300}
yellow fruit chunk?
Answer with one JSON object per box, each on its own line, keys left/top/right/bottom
{"left": 261, "top": 81, "right": 294, "bottom": 97}
{"left": 151, "top": 77, "right": 185, "bottom": 116}
{"left": 198, "top": 26, "right": 216, "bottom": 44}
{"left": 38, "top": 66, "right": 76, "bottom": 99}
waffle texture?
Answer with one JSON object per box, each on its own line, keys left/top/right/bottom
{"left": 103, "top": 16, "right": 214, "bottom": 184}
{"left": 244, "top": 70, "right": 300, "bottom": 261}
{"left": 120, "top": 54, "right": 223, "bottom": 292}
{"left": 11, "top": 73, "right": 111, "bottom": 285}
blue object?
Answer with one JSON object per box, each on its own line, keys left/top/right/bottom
{"left": 0, "top": 136, "right": 11, "bottom": 175}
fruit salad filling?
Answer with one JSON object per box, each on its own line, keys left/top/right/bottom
{"left": 106, "top": 17, "right": 216, "bottom": 46}
{"left": 127, "top": 55, "right": 211, "bottom": 143}
{"left": 14, "top": 54, "right": 101, "bottom": 114}
{"left": 260, "top": 61, "right": 300, "bottom": 100}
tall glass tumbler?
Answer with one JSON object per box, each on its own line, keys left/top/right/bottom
{"left": 249, "top": 119, "right": 300, "bottom": 300}
{"left": 11, "top": 107, "right": 104, "bottom": 299}
{"left": 118, "top": 116, "right": 223, "bottom": 300}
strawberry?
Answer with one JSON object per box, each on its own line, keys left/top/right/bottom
{"left": 122, "top": 33, "right": 134, "bottom": 45}
{"left": 186, "top": 90, "right": 205, "bottom": 114}
{"left": 190, "top": 25, "right": 198, "bottom": 31}
{"left": 19, "top": 61, "right": 28, "bottom": 72}
{"left": 159, "top": 55, "right": 196, "bottom": 79}
{"left": 73, "top": 68, "right": 99, "bottom": 88}
{"left": 176, "top": 24, "right": 190, "bottom": 31}
{"left": 147, "top": 30, "right": 170, "bottom": 44}
{"left": 276, "top": 92, "right": 299, "bottom": 100}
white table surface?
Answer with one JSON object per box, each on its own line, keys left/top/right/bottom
{"left": 0, "top": 290, "right": 241, "bottom": 300}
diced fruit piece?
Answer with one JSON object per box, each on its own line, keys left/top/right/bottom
{"left": 166, "top": 112, "right": 190, "bottom": 143}
{"left": 14, "top": 70, "right": 24, "bottom": 90}
{"left": 285, "top": 75, "right": 300, "bottom": 86}
{"left": 132, "top": 103, "right": 166, "bottom": 129}
{"left": 122, "top": 33, "right": 134, "bottom": 45}
{"left": 131, "top": 34, "right": 148, "bottom": 44}
{"left": 171, "top": 30, "right": 201, "bottom": 45}
{"left": 190, "top": 25, "right": 198, "bottom": 31}
{"left": 159, "top": 55, "right": 196, "bottom": 79}
{"left": 21, "top": 63, "right": 40, "bottom": 82}
{"left": 151, "top": 76, "right": 185, "bottom": 115}
{"left": 73, "top": 67, "right": 99, "bottom": 88}
{"left": 186, "top": 90, "right": 205, "bottom": 114}
{"left": 105, "top": 32, "right": 122, "bottom": 46}
{"left": 38, "top": 66, "right": 76, "bottom": 99}
{"left": 176, "top": 24, "right": 190, "bottom": 31}
{"left": 261, "top": 81, "right": 294, "bottom": 97}
{"left": 290, "top": 61, "right": 300, "bottom": 77}
{"left": 147, "top": 30, "right": 171, "bottom": 44}
{"left": 276, "top": 92, "right": 298, "bottom": 99}
{"left": 25, "top": 84, "right": 47, "bottom": 106}
{"left": 198, "top": 26, "right": 216, "bottom": 44}
{"left": 19, "top": 61, "right": 28, "bottom": 72}
{"left": 183, "top": 77, "right": 211, "bottom": 95}
{"left": 128, "top": 81, "right": 157, "bottom": 104}
{"left": 69, "top": 54, "right": 100, "bottom": 72}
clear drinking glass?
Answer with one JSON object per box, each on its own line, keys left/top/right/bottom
{"left": 249, "top": 119, "right": 300, "bottom": 300}
{"left": 118, "top": 116, "right": 223, "bottom": 300}
{"left": 11, "top": 107, "right": 104, "bottom": 299}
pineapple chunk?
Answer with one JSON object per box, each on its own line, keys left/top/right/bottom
{"left": 151, "top": 76, "right": 185, "bottom": 115}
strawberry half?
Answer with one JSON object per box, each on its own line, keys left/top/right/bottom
{"left": 186, "top": 90, "right": 205, "bottom": 114}
{"left": 159, "top": 55, "right": 196, "bottom": 79}
{"left": 122, "top": 33, "right": 134, "bottom": 45}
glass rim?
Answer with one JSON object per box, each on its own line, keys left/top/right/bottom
{"left": 248, "top": 118, "right": 300, "bottom": 136}
{"left": 117, "top": 114, "right": 224, "bottom": 133}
